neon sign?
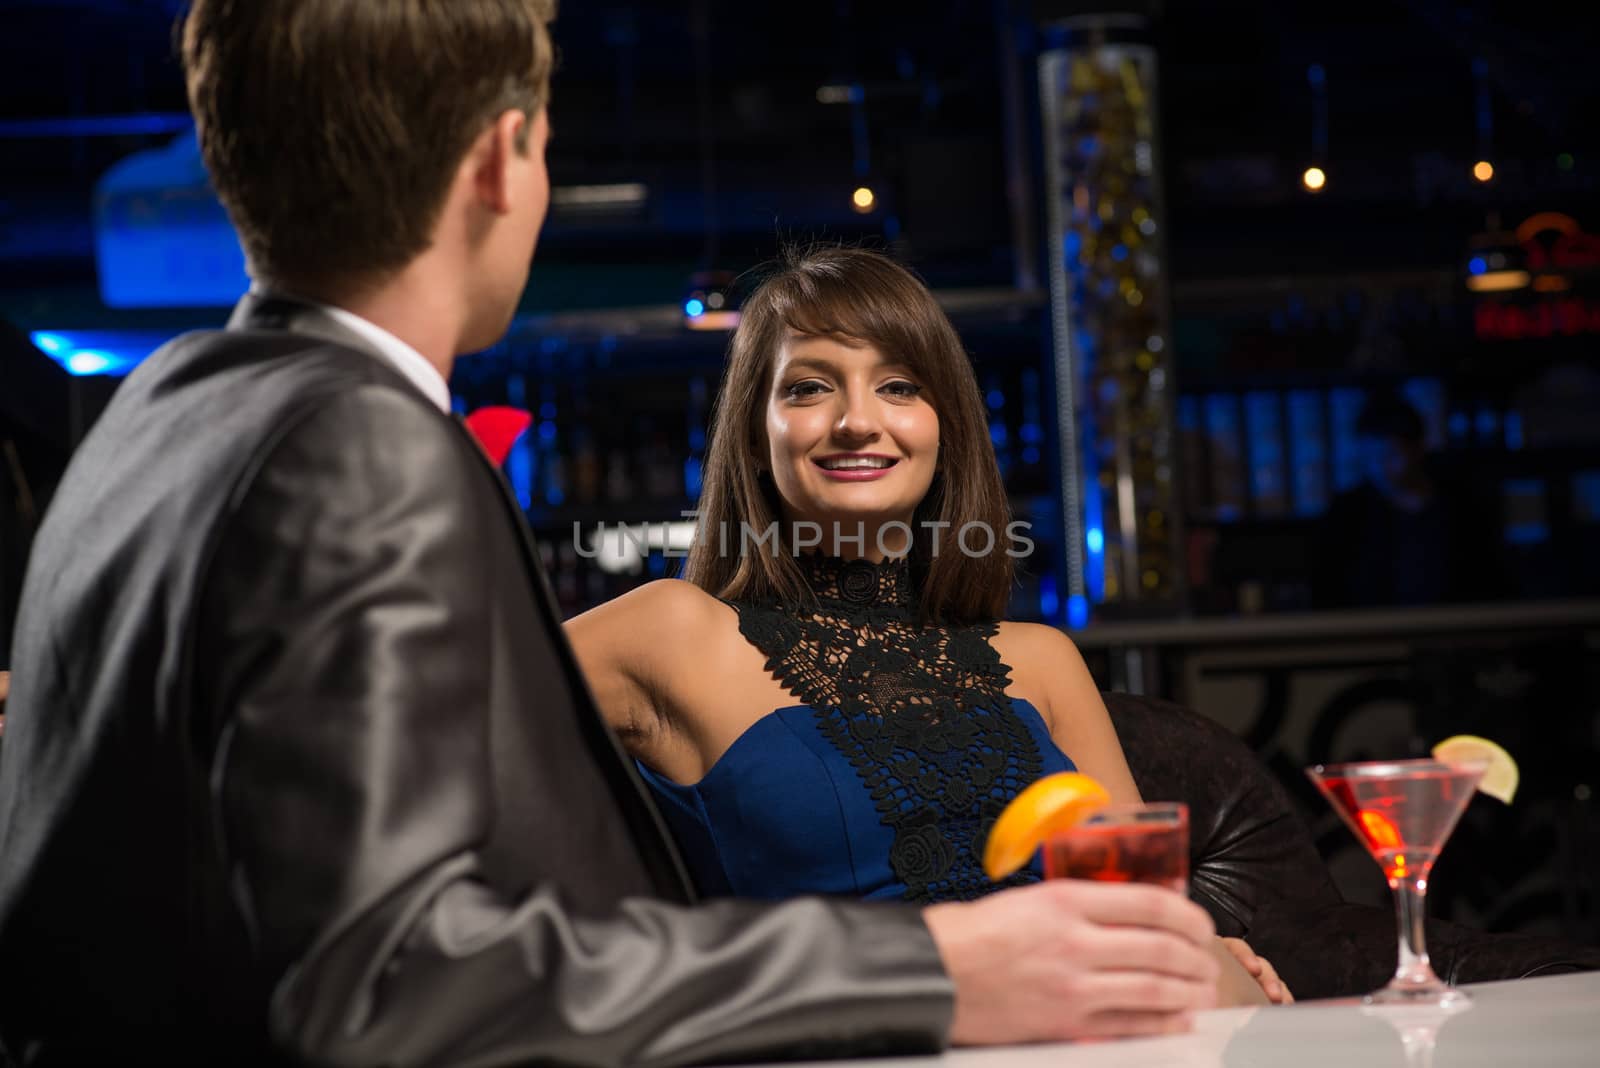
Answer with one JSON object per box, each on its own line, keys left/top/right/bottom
{"left": 1473, "top": 212, "right": 1600, "bottom": 341}
{"left": 1516, "top": 212, "right": 1600, "bottom": 272}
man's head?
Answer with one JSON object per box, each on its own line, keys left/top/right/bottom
{"left": 182, "top": 0, "right": 556, "bottom": 341}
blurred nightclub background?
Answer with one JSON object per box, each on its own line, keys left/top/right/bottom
{"left": 2, "top": 1, "right": 1598, "bottom": 942}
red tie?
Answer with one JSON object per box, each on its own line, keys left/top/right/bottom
{"left": 461, "top": 406, "right": 532, "bottom": 467}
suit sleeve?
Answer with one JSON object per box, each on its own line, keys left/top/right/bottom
{"left": 200, "top": 386, "right": 953, "bottom": 1068}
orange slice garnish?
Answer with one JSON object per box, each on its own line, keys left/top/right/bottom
{"left": 982, "top": 771, "right": 1112, "bottom": 880}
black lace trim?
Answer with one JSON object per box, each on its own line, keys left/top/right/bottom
{"left": 730, "top": 554, "right": 1045, "bottom": 903}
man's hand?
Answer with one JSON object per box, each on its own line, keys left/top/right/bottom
{"left": 1219, "top": 937, "right": 1293, "bottom": 1005}
{"left": 923, "top": 880, "right": 1220, "bottom": 1045}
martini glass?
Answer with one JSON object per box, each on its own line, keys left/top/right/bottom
{"left": 1306, "top": 758, "right": 1488, "bottom": 1008}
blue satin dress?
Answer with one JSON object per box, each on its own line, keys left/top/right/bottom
{"left": 636, "top": 555, "right": 1077, "bottom": 905}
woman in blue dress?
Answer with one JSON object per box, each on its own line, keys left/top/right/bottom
{"left": 567, "top": 246, "right": 1287, "bottom": 1012}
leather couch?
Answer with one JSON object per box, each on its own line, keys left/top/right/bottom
{"left": 1105, "top": 690, "right": 1600, "bottom": 999}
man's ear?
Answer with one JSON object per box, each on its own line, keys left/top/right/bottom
{"left": 471, "top": 109, "right": 528, "bottom": 216}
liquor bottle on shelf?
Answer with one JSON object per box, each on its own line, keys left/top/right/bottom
{"left": 632, "top": 419, "right": 682, "bottom": 501}
{"left": 605, "top": 448, "right": 635, "bottom": 503}
{"left": 685, "top": 375, "right": 710, "bottom": 499}
{"left": 536, "top": 381, "right": 565, "bottom": 507}
{"left": 984, "top": 372, "right": 1013, "bottom": 480}
{"left": 570, "top": 379, "right": 602, "bottom": 506}
{"left": 571, "top": 427, "right": 601, "bottom": 506}
{"left": 555, "top": 541, "right": 580, "bottom": 617}
{"left": 1018, "top": 366, "right": 1046, "bottom": 493}
{"left": 585, "top": 564, "right": 609, "bottom": 608}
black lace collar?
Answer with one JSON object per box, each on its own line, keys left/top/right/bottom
{"left": 727, "top": 552, "right": 1047, "bottom": 904}
{"left": 792, "top": 552, "right": 917, "bottom": 613}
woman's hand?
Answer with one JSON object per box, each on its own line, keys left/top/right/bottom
{"left": 1220, "top": 936, "right": 1293, "bottom": 1004}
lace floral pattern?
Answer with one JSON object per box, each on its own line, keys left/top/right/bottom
{"left": 729, "top": 555, "right": 1045, "bottom": 903}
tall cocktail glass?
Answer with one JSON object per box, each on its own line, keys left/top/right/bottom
{"left": 1306, "top": 758, "right": 1487, "bottom": 1007}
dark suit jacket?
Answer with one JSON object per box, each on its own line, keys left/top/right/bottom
{"left": 0, "top": 296, "right": 950, "bottom": 1067}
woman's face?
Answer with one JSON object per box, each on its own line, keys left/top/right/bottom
{"left": 763, "top": 333, "right": 940, "bottom": 552}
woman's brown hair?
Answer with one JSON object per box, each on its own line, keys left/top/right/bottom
{"left": 683, "top": 245, "right": 1013, "bottom": 623}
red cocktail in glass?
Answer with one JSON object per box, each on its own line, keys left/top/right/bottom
{"left": 1042, "top": 802, "right": 1188, "bottom": 892}
{"left": 1307, "top": 758, "right": 1488, "bottom": 1007}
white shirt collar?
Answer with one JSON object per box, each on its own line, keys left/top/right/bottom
{"left": 309, "top": 301, "right": 453, "bottom": 414}
{"left": 251, "top": 287, "right": 452, "bottom": 414}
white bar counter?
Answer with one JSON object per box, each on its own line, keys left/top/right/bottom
{"left": 737, "top": 971, "right": 1600, "bottom": 1068}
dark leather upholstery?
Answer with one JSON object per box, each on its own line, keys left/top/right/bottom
{"left": 1104, "top": 690, "right": 1600, "bottom": 1000}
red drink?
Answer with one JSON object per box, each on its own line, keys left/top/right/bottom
{"left": 1307, "top": 757, "right": 1488, "bottom": 1008}
{"left": 1042, "top": 802, "right": 1188, "bottom": 892}
{"left": 1314, "top": 762, "right": 1483, "bottom": 884}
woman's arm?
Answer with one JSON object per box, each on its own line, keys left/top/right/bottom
{"left": 563, "top": 578, "right": 709, "bottom": 758}
{"left": 999, "top": 623, "right": 1141, "bottom": 804}
{"left": 999, "top": 624, "right": 1289, "bottom": 1007}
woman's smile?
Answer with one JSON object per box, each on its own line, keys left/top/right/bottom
{"left": 812, "top": 453, "right": 901, "bottom": 480}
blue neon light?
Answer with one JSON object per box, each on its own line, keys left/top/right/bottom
{"left": 1082, "top": 455, "right": 1106, "bottom": 604}
{"left": 1505, "top": 523, "right": 1549, "bottom": 546}
{"left": 1573, "top": 471, "right": 1600, "bottom": 522}
{"left": 94, "top": 131, "right": 249, "bottom": 307}
{"left": 1086, "top": 526, "right": 1104, "bottom": 554}
{"left": 684, "top": 298, "right": 705, "bottom": 317}
{"left": 1066, "top": 594, "right": 1090, "bottom": 629}
{"left": 0, "top": 113, "right": 193, "bottom": 139}
{"left": 1468, "top": 256, "right": 1487, "bottom": 275}
{"left": 66, "top": 351, "right": 116, "bottom": 376}
{"left": 1039, "top": 574, "right": 1060, "bottom": 621}
{"left": 1505, "top": 411, "right": 1525, "bottom": 450}
{"left": 30, "top": 330, "right": 167, "bottom": 377}
{"left": 32, "top": 332, "right": 67, "bottom": 355}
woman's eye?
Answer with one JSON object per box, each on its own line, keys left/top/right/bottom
{"left": 881, "top": 380, "right": 923, "bottom": 398}
{"left": 785, "top": 380, "right": 827, "bottom": 399}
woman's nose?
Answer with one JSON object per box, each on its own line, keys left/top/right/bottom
{"left": 832, "top": 392, "right": 881, "bottom": 441}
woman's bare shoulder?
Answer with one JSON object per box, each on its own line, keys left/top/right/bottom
{"left": 567, "top": 577, "right": 727, "bottom": 641}
{"left": 991, "top": 620, "right": 1082, "bottom": 665}
{"left": 990, "top": 621, "right": 1092, "bottom": 726}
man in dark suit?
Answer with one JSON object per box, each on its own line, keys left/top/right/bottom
{"left": 0, "top": 2, "right": 1219, "bottom": 1064}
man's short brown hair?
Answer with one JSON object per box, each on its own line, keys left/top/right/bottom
{"left": 182, "top": 0, "right": 557, "bottom": 290}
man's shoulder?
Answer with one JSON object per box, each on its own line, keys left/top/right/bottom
{"left": 117, "top": 326, "right": 461, "bottom": 479}
{"left": 36, "top": 329, "right": 464, "bottom": 590}
{"left": 140, "top": 326, "right": 433, "bottom": 414}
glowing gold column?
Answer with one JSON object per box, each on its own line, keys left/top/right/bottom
{"left": 1038, "top": 14, "right": 1182, "bottom": 622}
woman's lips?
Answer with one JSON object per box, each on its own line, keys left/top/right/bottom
{"left": 812, "top": 457, "right": 899, "bottom": 481}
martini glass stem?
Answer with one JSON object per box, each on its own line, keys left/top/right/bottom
{"left": 1393, "top": 874, "right": 1438, "bottom": 988}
